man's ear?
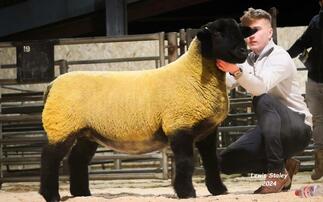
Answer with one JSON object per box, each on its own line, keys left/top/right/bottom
{"left": 239, "top": 25, "right": 257, "bottom": 38}
{"left": 268, "top": 27, "right": 273, "bottom": 40}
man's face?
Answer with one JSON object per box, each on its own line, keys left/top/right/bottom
{"left": 245, "top": 18, "right": 273, "bottom": 55}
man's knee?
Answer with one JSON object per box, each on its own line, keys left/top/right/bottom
{"left": 253, "top": 94, "right": 281, "bottom": 115}
{"left": 253, "top": 94, "right": 272, "bottom": 107}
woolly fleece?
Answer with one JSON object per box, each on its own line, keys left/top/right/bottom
{"left": 42, "top": 38, "right": 228, "bottom": 144}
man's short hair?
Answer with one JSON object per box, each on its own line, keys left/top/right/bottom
{"left": 240, "top": 8, "right": 272, "bottom": 26}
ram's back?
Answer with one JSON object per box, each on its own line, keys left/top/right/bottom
{"left": 42, "top": 70, "right": 170, "bottom": 144}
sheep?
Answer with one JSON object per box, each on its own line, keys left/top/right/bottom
{"left": 39, "top": 18, "right": 255, "bottom": 202}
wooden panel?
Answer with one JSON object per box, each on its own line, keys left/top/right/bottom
{"left": 15, "top": 41, "right": 54, "bottom": 83}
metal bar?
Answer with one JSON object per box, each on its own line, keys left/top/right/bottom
{"left": 89, "top": 167, "right": 162, "bottom": 174}
{"left": 0, "top": 79, "right": 19, "bottom": 85}
{"left": 67, "top": 56, "right": 160, "bottom": 65}
{"left": 2, "top": 105, "right": 43, "bottom": 114}
{"left": 227, "top": 112, "right": 255, "bottom": 117}
{"left": 0, "top": 64, "right": 16, "bottom": 69}
{"left": 2, "top": 125, "right": 43, "bottom": 133}
{"left": 1, "top": 56, "right": 161, "bottom": 71}
{"left": 57, "top": 33, "right": 162, "bottom": 45}
{"left": 0, "top": 93, "right": 43, "bottom": 102}
{"left": 0, "top": 114, "right": 42, "bottom": 122}
{"left": 0, "top": 33, "right": 163, "bottom": 48}
{"left": 1, "top": 158, "right": 41, "bottom": 165}
{"left": 230, "top": 101, "right": 253, "bottom": 106}
{"left": 3, "top": 147, "right": 42, "bottom": 152}
{"left": 89, "top": 173, "right": 164, "bottom": 180}
{"left": 92, "top": 154, "right": 161, "bottom": 161}
{"left": 230, "top": 97, "right": 252, "bottom": 102}
{"left": 0, "top": 172, "right": 164, "bottom": 183}
{"left": 2, "top": 130, "right": 44, "bottom": 136}
{"left": 218, "top": 125, "right": 256, "bottom": 132}
{"left": 0, "top": 137, "right": 45, "bottom": 144}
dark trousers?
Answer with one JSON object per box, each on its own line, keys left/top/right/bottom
{"left": 220, "top": 94, "right": 312, "bottom": 174}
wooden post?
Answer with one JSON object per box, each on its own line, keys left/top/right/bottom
{"left": 269, "top": 7, "right": 278, "bottom": 44}
{"left": 166, "top": 32, "right": 178, "bottom": 63}
{"left": 105, "top": 0, "right": 127, "bottom": 36}
{"left": 114, "top": 159, "right": 121, "bottom": 170}
{"left": 158, "top": 32, "right": 165, "bottom": 67}
{"left": 161, "top": 148, "right": 168, "bottom": 179}
{"left": 186, "top": 28, "right": 198, "bottom": 48}
{"left": 0, "top": 84, "right": 2, "bottom": 189}
{"left": 179, "top": 29, "right": 186, "bottom": 56}
{"left": 58, "top": 59, "right": 69, "bottom": 74}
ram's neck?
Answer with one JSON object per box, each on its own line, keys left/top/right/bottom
{"left": 182, "top": 38, "right": 204, "bottom": 70}
{"left": 177, "top": 38, "right": 226, "bottom": 86}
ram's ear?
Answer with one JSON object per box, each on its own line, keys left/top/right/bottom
{"left": 239, "top": 25, "right": 257, "bottom": 38}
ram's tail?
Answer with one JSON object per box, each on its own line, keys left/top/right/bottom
{"left": 42, "top": 80, "right": 87, "bottom": 144}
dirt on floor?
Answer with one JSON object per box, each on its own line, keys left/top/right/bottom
{"left": 1, "top": 171, "right": 323, "bottom": 202}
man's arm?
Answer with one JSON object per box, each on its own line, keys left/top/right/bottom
{"left": 217, "top": 60, "right": 266, "bottom": 96}
{"left": 287, "top": 19, "right": 314, "bottom": 58}
{"left": 217, "top": 50, "right": 293, "bottom": 96}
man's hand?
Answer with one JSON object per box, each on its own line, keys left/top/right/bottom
{"left": 216, "top": 59, "right": 240, "bottom": 74}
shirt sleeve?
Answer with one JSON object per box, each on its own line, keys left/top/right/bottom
{"left": 225, "top": 73, "right": 239, "bottom": 90}
{"left": 236, "top": 50, "right": 293, "bottom": 96}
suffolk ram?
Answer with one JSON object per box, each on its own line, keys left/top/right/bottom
{"left": 39, "top": 18, "right": 255, "bottom": 202}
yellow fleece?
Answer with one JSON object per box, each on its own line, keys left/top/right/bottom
{"left": 42, "top": 38, "right": 228, "bottom": 144}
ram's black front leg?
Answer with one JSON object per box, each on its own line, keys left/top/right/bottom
{"left": 195, "top": 131, "right": 227, "bottom": 195}
{"left": 170, "top": 131, "right": 196, "bottom": 198}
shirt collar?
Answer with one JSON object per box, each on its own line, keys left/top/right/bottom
{"left": 250, "top": 39, "right": 275, "bottom": 62}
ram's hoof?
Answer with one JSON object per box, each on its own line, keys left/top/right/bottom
{"left": 207, "top": 183, "right": 228, "bottom": 196}
{"left": 176, "top": 189, "right": 196, "bottom": 199}
{"left": 39, "top": 190, "right": 60, "bottom": 202}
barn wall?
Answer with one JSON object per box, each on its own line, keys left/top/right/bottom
{"left": 0, "top": 26, "right": 308, "bottom": 93}
{"left": 0, "top": 39, "right": 159, "bottom": 93}
{"left": 277, "top": 26, "right": 308, "bottom": 93}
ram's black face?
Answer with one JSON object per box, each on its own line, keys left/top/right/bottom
{"left": 197, "top": 18, "right": 257, "bottom": 63}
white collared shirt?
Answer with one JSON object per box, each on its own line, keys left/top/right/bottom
{"left": 226, "top": 40, "right": 313, "bottom": 127}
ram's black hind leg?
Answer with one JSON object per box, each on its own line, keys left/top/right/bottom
{"left": 39, "top": 136, "right": 75, "bottom": 202}
{"left": 170, "top": 131, "right": 196, "bottom": 198}
{"left": 68, "top": 136, "right": 98, "bottom": 196}
{"left": 196, "top": 131, "right": 227, "bottom": 195}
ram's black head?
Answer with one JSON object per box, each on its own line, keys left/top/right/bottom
{"left": 196, "top": 18, "right": 256, "bottom": 63}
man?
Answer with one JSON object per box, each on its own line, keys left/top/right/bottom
{"left": 217, "top": 8, "right": 313, "bottom": 194}
{"left": 287, "top": 0, "right": 323, "bottom": 181}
